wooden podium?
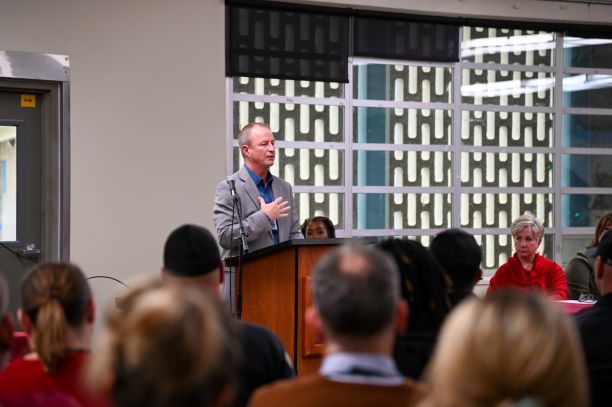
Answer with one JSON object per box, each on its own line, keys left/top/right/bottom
{"left": 228, "top": 239, "right": 348, "bottom": 376}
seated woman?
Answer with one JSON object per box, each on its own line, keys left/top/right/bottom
{"left": 566, "top": 212, "right": 612, "bottom": 300}
{"left": 420, "top": 291, "right": 588, "bottom": 407}
{"left": 301, "top": 216, "right": 335, "bottom": 239}
{"left": 88, "top": 279, "right": 241, "bottom": 407}
{"left": 0, "top": 262, "right": 105, "bottom": 407}
{"left": 376, "top": 239, "right": 451, "bottom": 380}
{"left": 488, "top": 213, "right": 568, "bottom": 300}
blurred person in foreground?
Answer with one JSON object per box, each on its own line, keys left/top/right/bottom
{"left": 0, "top": 263, "right": 104, "bottom": 407}
{"left": 420, "top": 291, "right": 588, "bottom": 407}
{"left": 488, "top": 213, "right": 568, "bottom": 300}
{"left": 249, "top": 243, "right": 424, "bottom": 407}
{"left": 566, "top": 212, "right": 612, "bottom": 300}
{"left": 301, "top": 216, "right": 336, "bottom": 239}
{"left": 161, "top": 224, "right": 294, "bottom": 406}
{"left": 377, "top": 239, "right": 451, "bottom": 380}
{"left": 88, "top": 279, "right": 240, "bottom": 407}
{"left": 430, "top": 228, "right": 482, "bottom": 306}
{"left": 575, "top": 230, "right": 612, "bottom": 407}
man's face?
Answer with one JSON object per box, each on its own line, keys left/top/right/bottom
{"left": 242, "top": 126, "right": 276, "bottom": 171}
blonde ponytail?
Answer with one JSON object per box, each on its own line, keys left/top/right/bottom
{"left": 34, "top": 298, "right": 68, "bottom": 373}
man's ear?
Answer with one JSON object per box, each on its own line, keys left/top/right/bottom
{"left": 395, "top": 299, "right": 409, "bottom": 335}
{"left": 305, "top": 306, "right": 324, "bottom": 344}
{"left": 17, "top": 309, "right": 32, "bottom": 335}
{"left": 240, "top": 144, "right": 249, "bottom": 158}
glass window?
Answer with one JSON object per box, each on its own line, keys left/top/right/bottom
{"left": 462, "top": 27, "right": 555, "bottom": 66}
{"left": 353, "top": 63, "right": 452, "bottom": 103}
{"left": 564, "top": 37, "right": 612, "bottom": 69}
{"left": 232, "top": 101, "right": 343, "bottom": 143}
{"left": 462, "top": 69, "right": 554, "bottom": 106}
{"left": 562, "top": 154, "right": 612, "bottom": 188}
{"left": 353, "top": 192, "right": 451, "bottom": 230}
{"left": 461, "top": 153, "right": 553, "bottom": 188}
{"left": 228, "top": 25, "right": 612, "bottom": 268}
{"left": 233, "top": 77, "right": 344, "bottom": 98}
{"left": 460, "top": 193, "right": 553, "bottom": 229}
{"left": 354, "top": 107, "right": 452, "bottom": 145}
{"left": 0, "top": 126, "right": 16, "bottom": 241}
{"left": 561, "top": 194, "right": 612, "bottom": 227}
{"left": 462, "top": 110, "right": 553, "bottom": 147}
{"left": 354, "top": 150, "right": 451, "bottom": 187}
{"left": 563, "top": 74, "right": 612, "bottom": 109}
{"left": 562, "top": 114, "right": 612, "bottom": 148}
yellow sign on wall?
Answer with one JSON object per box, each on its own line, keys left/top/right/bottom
{"left": 21, "top": 94, "right": 36, "bottom": 108}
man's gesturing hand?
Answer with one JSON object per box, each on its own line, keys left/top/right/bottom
{"left": 259, "top": 197, "right": 290, "bottom": 220}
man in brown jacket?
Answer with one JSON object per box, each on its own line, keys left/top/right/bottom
{"left": 248, "top": 243, "right": 423, "bottom": 407}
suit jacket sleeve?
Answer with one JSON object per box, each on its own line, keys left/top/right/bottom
{"left": 213, "top": 178, "right": 272, "bottom": 251}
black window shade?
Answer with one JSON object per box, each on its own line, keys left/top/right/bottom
{"left": 226, "top": 4, "right": 350, "bottom": 83}
{"left": 353, "top": 16, "right": 460, "bottom": 62}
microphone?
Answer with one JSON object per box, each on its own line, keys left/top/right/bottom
{"left": 226, "top": 177, "right": 237, "bottom": 199}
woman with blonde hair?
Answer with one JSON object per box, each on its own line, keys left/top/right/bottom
{"left": 420, "top": 291, "right": 589, "bottom": 407}
{"left": 488, "top": 213, "right": 568, "bottom": 300}
{"left": 88, "top": 279, "right": 241, "bottom": 407}
{"left": 0, "top": 262, "right": 103, "bottom": 407}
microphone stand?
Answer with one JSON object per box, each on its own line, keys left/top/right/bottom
{"left": 233, "top": 191, "right": 249, "bottom": 320}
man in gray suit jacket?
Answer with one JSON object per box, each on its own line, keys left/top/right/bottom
{"left": 214, "top": 123, "right": 303, "bottom": 258}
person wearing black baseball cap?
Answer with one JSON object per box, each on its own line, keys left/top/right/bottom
{"left": 575, "top": 230, "right": 612, "bottom": 407}
{"left": 430, "top": 229, "right": 483, "bottom": 306}
{"left": 161, "top": 224, "right": 294, "bottom": 407}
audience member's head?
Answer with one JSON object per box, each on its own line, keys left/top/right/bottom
{"left": 18, "top": 262, "right": 93, "bottom": 374}
{"left": 0, "top": 275, "right": 14, "bottom": 366}
{"left": 423, "top": 291, "right": 588, "bottom": 407}
{"left": 595, "top": 230, "right": 612, "bottom": 295}
{"left": 591, "top": 212, "right": 612, "bottom": 247}
{"left": 308, "top": 243, "right": 405, "bottom": 350}
{"left": 430, "top": 229, "right": 482, "bottom": 297}
{"left": 301, "top": 216, "right": 336, "bottom": 239}
{"left": 376, "top": 239, "right": 450, "bottom": 334}
{"left": 89, "top": 279, "right": 241, "bottom": 407}
{"left": 162, "top": 224, "right": 223, "bottom": 296}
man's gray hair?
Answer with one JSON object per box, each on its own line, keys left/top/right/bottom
{"left": 311, "top": 242, "right": 400, "bottom": 338}
{"left": 237, "top": 122, "right": 271, "bottom": 156}
{"left": 511, "top": 212, "right": 545, "bottom": 240}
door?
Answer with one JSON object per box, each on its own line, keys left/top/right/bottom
{"left": 0, "top": 90, "right": 43, "bottom": 316}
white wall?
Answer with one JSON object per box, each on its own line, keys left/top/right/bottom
{"left": 0, "top": 0, "right": 226, "bottom": 329}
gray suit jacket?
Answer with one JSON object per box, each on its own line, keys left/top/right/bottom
{"left": 213, "top": 165, "right": 303, "bottom": 258}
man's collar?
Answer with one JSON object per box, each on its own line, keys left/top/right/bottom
{"left": 244, "top": 164, "right": 271, "bottom": 186}
{"left": 319, "top": 352, "right": 404, "bottom": 385}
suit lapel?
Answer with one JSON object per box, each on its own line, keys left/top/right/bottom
{"left": 238, "top": 166, "right": 260, "bottom": 208}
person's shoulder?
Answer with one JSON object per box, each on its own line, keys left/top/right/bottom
{"left": 239, "top": 321, "right": 278, "bottom": 339}
{"left": 237, "top": 321, "right": 288, "bottom": 353}
{"left": 575, "top": 297, "right": 612, "bottom": 326}
{"left": 248, "top": 375, "right": 317, "bottom": 407}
